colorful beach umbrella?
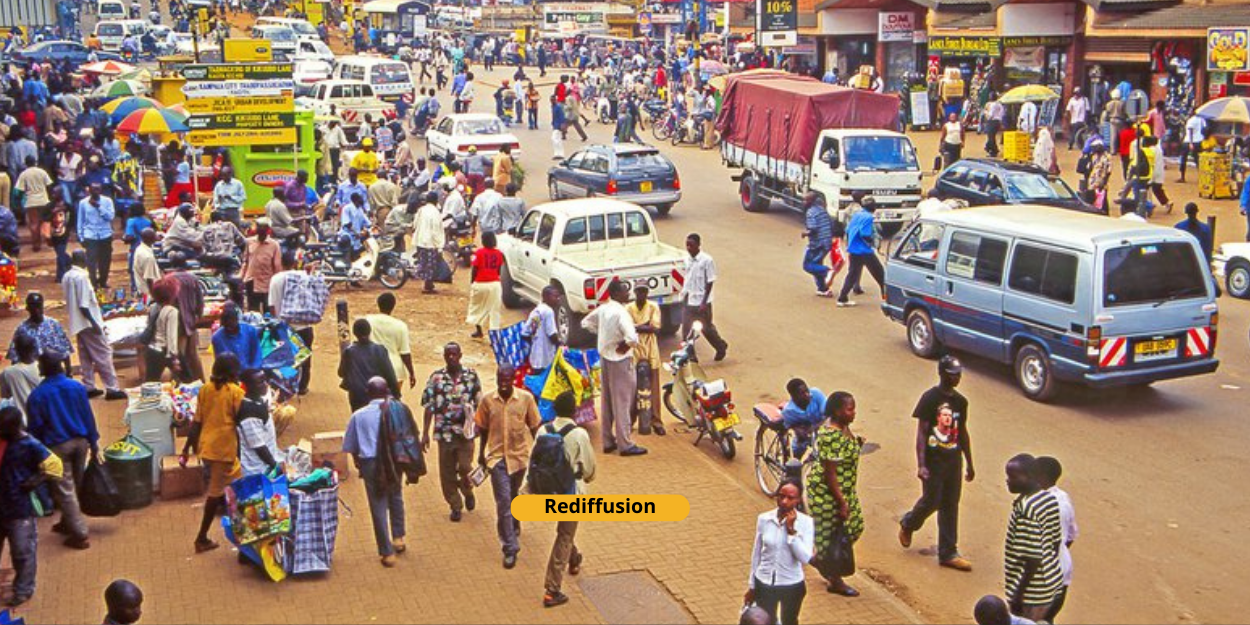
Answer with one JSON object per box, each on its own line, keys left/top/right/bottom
{"left": 998, "top": 84, "right": 1059, "bottom": 104}
{"left": 101, "top": 96, "right": 161, "bottom": 123}
{"left": 116, "top": 108, "right": 189, "bottom": 135}
{"left": 92, "top": 79, "right": 148, "bottom": 99}
{"left": 116, "top": 68, "right": 153, "bottom": 83}
{"left": 1196, "top": 96, "right": 1250, "bottom": 124}
{"left": 80, "top": 60, "right": 136, "bottom": 76}
{"left": 167, "top": 103, "right": 189, "bottom": 116}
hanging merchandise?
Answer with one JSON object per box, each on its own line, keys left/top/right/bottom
{"left": 1154, "top": 41, "right": 1196, "bottom": 150}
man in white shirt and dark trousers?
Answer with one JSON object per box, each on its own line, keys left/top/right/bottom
{"left": 680, "top": 233, "right": 729, "bottom": 362}
{"left": 62, "top": 251, "right": 125, "bottom": 400}
{"left": 1064, "top": 88, "right": 1089, "bottom": 150}
{"left": 581, "top": 280, "right": 646, "bottom": 456}
{"left": 1179, "top": 113, "right": 1206, "bottom": 183}
{"left": 1036, "top": 456, "right": 1077, "bottom": 624}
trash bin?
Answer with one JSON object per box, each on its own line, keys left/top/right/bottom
{"left": 124, "top": 396, "right": 175, "bottom": 488}
{"left": 103, "top": 435, "right": 154, "bottom": 510}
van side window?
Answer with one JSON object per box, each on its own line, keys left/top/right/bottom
{"left": 945, "top": 232, "right": 1008, "bottom": 285}
{"left": 1008, "top": 244, "right": 1078, "bottom": 304}
{"left": 625, "top": 212, "right": 650, "bottom": 237}
{"left": 535, "top": 214, "right": 557, "bottom": 250}
{"left": 562, "top": 218, "right": 588, "bottom": 244}
{"left": 894, "top": 223, "right": 944, "bottom": 268}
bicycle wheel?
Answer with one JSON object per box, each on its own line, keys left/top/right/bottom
{"left": 754, "top": 426, "right": 786, "bottom": 496}
{"left": 653, "top": 117, "right": 672, "bottom": 141}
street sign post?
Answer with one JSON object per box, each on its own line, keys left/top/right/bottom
{"left": 756, "top": 0, "right": 796, "bottom": 48}
{"left": 182, "top": 62, "right": 295, "bottom": 147}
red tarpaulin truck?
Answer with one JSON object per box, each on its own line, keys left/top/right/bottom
{"left": 717, "top": 70, "right": 923, "bottom": 232}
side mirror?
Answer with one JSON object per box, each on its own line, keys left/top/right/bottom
{"left": 506, "top": 226, "right": 517, "bottom": 236}
{"left": 989, "top": 189, "right": 1006, "bottom": 201}
{"left": 560, "top": 159, "right": 570, "bottom": 167}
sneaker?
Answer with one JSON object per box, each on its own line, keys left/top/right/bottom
{"left": 543, "top": 591, "right": 569, "bottom": 608}
{"left": 816, "top": 290, "right": 834, "bottom": 298}
{"left": 503, "top": 554, "right": 517, "bottom": 569}
{"left": 381, "top": 554, "right": 398, "bottom": 568}
{"left": 898, "top": 525, "right": 913, "bottom": 549}
{"left": 104, "top": 389, "right": 127, "bottom": 401}
{"left": 392, "top": 537, "right": 406, "bottom": 554}
{"left": 836, "top": 300, "right": 858, "bottom": 308}
{"left": 619, "top": 446, "right": 648, "bottom": 457}
{"left": 64, "top": 536, "right": 91, "bottom": 550}
{"left": 654, "top": 426, "right": 667, "bottom": 436}
{"left": 714, "top": 345, "right": 728, "bottom": 362}
{"left": 465, "top": 493, "right": 476, "bottom": 511}
{"left": 450, "top": 509, "right": 462, "bottom": 522}
{"left": 853, "top": 287, "right": 865, "bottom": 295}
{"left": 603, "top": 446, "right": 618, "bottom": 454}
{"left": 86, "top": 389, "right": 104, "bottom": 399}
{"left": 940, "top": 557, "right": 973, "bottom": 572}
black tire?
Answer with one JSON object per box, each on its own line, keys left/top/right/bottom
{"left": 740, "top": 175, "right": 769, "bottom": 213}
{"left": 500, "top": 264, "right": 524, "bottom": 309}
{"left": 1014, "top": 343, "right": 1057, "bottom": 402}
{"left": 906, "top": 309, "right": 939, "bottom": 358}
{"left": 655, "top": 203, "right": 673, "bottom": 216}
{"left": 717, "top": 433, "right": 736, "bottom": 460}
{"left": 556, "top": 297, "right": 594, "bottom": 348}
{"left": 754, "top": 426, "right": 784, "bottom": 496}
{"left": 1226, "top": 260, "right": 1250, "bottom": 299}
{"left": 377, "top": 254, "right": 408, "bottom": 290}
{"left": 670, "top": 126, "right": 682, "bottom": 146}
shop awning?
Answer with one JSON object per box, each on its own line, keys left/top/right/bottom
{"left": 1087, "top": 3, "right": 1250, "bottom": 38}
{"left": 1083, "top": 37, "right": 1152, "bottom": 63}
{"left": 930, "top": 9, "right": 996, "bottom": 31}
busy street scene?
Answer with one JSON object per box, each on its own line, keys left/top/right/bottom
{"left": 0, "top": 0, "right": 1248, "bottom": 623}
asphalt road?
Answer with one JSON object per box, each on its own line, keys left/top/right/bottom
{"left": 459, "top": 69, "right": 1250, "bottom": 624}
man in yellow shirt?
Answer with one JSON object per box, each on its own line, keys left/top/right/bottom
{"left": 351, "top": 138, "right": 380, "bottom": 187}
{"left": 628, "top": 284, "right": 665, "bottom": 435}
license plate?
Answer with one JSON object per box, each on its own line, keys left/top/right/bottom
{"left": 713, "top": 413, "right": 740, "bottom": 432}
{"left": 1135, "top": 338, "right": 1178, "bottom": 362}
{"left": 873, "top": 189, "right": 899, "bottom": 196}
{"left": 640, "top": 181, "right": 653, "bottom": 193}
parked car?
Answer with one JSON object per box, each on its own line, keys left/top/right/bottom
{"left": 426, "top": 113, "right": 520, "bottom": 161}
{"left": 295, "top": 79, "right": 396, "bottom": 139}
{"left": 497, "top": 199, "right": 687, "bottom": 346}
{"left": 96, "top": 0, "right": 127, "bottom": 20}
{"left": 11, "top": 40, "right": 121, "bottom": 66}
{"left": 1212, "top": 242, "right": 1250, "bottom": 299}
{"left": 934, "top": 158, "right": 1093, "bottom": 212}
{"left": 255, "top": 16, "right": 321, "bottom": 44}
{"left": 93, "top": 19, "right": 148, "bottom": 52}
{"left": 884, "top": 205, "right": 1218, "bottom": 401}
{"left": 293, "top": 60, "right": 333, "bottom": 93}
{"left": 547, "top": 144, "right": 681, "bottom": 215}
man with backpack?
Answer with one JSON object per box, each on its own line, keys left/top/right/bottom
{"left": 531, "top": 391, "right": 596, "bottom": 608}
{"left": 474, "top": 364, "right": 541, "bottom": 570}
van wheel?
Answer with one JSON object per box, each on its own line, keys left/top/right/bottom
{"left": 906, "top": 309, "right": 939, "bottom": 358}
{"left": 655, "top": 203, "right": 673, "bottom": 216}
{"left": 1015, "top": 344, "right": 1057, "bottom": 402}
{"left": 740, "top": 175, "right": 769, "bottom": 213}
{"left": 500, "top": 264, "right": 524, "bottom": 309}
{"left": 1226, "top": 260, "right": 1250, "bottom": 299}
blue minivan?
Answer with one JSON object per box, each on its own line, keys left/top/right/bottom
{"left": 883, "top": 206, "right": 1219, "bottom": 401}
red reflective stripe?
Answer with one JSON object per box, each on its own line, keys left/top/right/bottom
{"left": 671, "top": 269, "right": 685, "bottom": 287}
{"left": 1099, "top": 337, "right": 1127, "bottom": 368}
{"left": 1185, "top": 328, "right": 1210, "bottom": 357}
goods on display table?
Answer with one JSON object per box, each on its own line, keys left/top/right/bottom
{"left": 1003, "top": 131, "right": 1032, "bottom": 163}
{"left": 1199, "top": 151, "right": 1236, "bottom": 199}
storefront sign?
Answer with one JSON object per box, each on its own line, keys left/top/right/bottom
{"left": 650, "top": 13, "right": 682, "bottom": 24}
{"left": 187, "top": 112, "right": 296, "bottom": 131}
{"left": 783, "top": 37, "right": 817, "bottom": 56}
{"left": 182, "top": 63, "right": 293, "bottom": 81}
{"left": 928, "top": 36, "right": 1001, "bottom": 58}
{"left": 187, "top": 127, "right": 298, "bottom": 147}
{"left": 183, "top": 95, "right": 293, "bottom": 115}
{"left": 1208, "top": 28, "right": 1250, "bottom": 72}
{"left": 638, "top": 11, "right": 652, "bottom": 35}
{"left": 1235, "top": 72, "right": 1250, "bottom": 87}
{"left": 543, "top": 4, "right": 608, "bottom": 34}
{"left": 878, "top": 12, "right": 914, "bottom": 43}
{"left": 252, "top": 169, "right": 298, "bottom": 188}
{"left": 758, "top": 0, "right": 797, "bottom": 48}
{"left": 1001, "top": 36, "right": 1070, "bottom": 48}
{"left": 180, "top": 79, "right": 296, "bottom": 97}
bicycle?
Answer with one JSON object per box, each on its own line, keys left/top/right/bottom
{"left": 752, "top": 403, "right": 816, "bottom": 497}
{"left": 652, "top": 109, "right": 679, "bottom": 141}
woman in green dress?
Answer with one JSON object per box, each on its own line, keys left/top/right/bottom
{"left": 806, "top": 390, "right": 864, "bottom": 597}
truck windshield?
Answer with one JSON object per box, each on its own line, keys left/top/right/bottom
{"left": 1102, "top": 242, "right": 1208, "bottom": 307}
{"left": 1004, "top": 173, "right": 1078, "bottom": 201}
{"left": 843, "top": 136, "right": 918, "bottom": 172}
{"left": 264, "top": 28, "right": 295, "bottom": 41}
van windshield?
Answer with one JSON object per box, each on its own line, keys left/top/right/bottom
{"left": 286, "top": 22, "right": 317, "bottom": 35}
{"left": 842, "top": 136, "right": 918, "bottom": 172}
{"left": 1102, "top": 242, "right": 1208, "bottom": 307}
{"left": 262, "top": 27, "right": 295, "bottom": 42}
{"left": 375, "top": 63, "right": 411, "bottom": 84}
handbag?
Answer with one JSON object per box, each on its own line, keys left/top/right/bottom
{"left": 816, "top": 522, "right": 856, "bottom": 579}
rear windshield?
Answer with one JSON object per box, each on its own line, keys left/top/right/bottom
{"left": 99, "top": 24, "right": 123, "bottom": 36}
{"left": 374, "top": 63, "right": 411, "bottom": 84}
{"left": 458, "top": 119, "right": 504, "bottom": 135}
{"left": 1102, "top": 242, "right": 1207, "bottom": 307}
{"left": 261, "top": 27, "right": 295, "bottom": 41}
{"left": 616, "top": 152, "right": 667, "bottom": 170}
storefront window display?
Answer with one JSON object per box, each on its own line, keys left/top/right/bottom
{"left": 1154, "top": 41, "right": 1197, "bottom": 154}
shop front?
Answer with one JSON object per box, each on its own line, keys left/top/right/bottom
{"left": 816, "top": 1, "right": 927, "bottom": 90}
{"left": 1207, "top": 27, "right": 1250, "bottom": 99}
{"left": 1001, "top": 36, "right": 1070, "bottom": 91}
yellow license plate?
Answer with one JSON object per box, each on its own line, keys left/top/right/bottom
{"left": 1135, "top": 338, "right": 1177, "bottom": 359}
{"left": 640, "top": 181, "right": 653, "bottom": 193}
{"left": 713, "top": 413, "right": 740, "bottom": 432}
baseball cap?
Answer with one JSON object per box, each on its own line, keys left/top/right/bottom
{"left": 939, "top": 355, "right": 963, "bottom": 375}
{"left": 361, "top": 137, "right": 375, "bottom": 147}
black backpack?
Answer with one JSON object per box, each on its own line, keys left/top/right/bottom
{"left": 1076, "top": 152, "right": 1092, "bottom": 176}
{"left": 527, "top": 423, "right": 578, "bottom": 495}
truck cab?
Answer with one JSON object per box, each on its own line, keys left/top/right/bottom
{"left": 809, "top": 129, "right": 923, "bottom": 229}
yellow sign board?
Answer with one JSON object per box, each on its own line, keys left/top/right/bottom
{"left": 184, "top": 95, "right": 293, "bottom": 114}
{"left": 223, "top": 39, "right": 274, "bottom": 62}
{"left": 187, "top": 127, "right": 297, "bottom": 147}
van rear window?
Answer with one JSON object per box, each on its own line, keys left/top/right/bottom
{"left": 1102, "top": 242, "right": 1207, "bottom": 307}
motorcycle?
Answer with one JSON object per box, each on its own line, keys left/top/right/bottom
{"left": 376, "top": 237, "right": 459, "bottom": 289}
{"left": 446, "top": 218, "right": 476, "bottom": 267}
{"left": 302, "top": 232, "right": 384, "bottom": 288}
{"left": 662, "top": 321, "right": 742, "bottom": 459}
{"left": 672, "top": 114, "right": 718, "bottom": 150}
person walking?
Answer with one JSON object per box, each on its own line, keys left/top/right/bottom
{"left": 181, "top": 353, "right": 244, "bottom": 554}
{"left": 1145, "top": 135, "right": 1172, "bottom": 214}
{"left": 1003, "top": 454, "right": 1064, "bottom": 622}
{"left": 581, "top": 280, "right": 646, "bottom": 457}
{"left": 1032, "top": 126, "right": 1057, "bottom": 174}
{"left": 1064, "top": 88, "right": 1089, "bottom": 150}
{"left": 899, "top": 356, "right": 975, "bottom": 572}
{"left": 1036, "top": 456, "right": 1077, "bottom": 624}
{"left": 339, "top": 319, "right": 401, "bottom": 412}
{"left": 679, "top": 233, "right": 729, "bottom": 361}
{"left": 268, "top": 252, "right": 318, "bottom": 394}
{"left": 982, "top": 98, "right": 1004, "bottom": 158}
{"left": 800, "top": 192, "right": 837, "bottom": 296}
{"left": 836, "top": 197, "right": 886, "bottom": 307}
{"left": 0, "top": 406, "right": 64, "bottom": 607}
{"left": 14, "top": 156, "right": 52, "bottom": 253}
{"left": 25, "top": 352, "right": 97, "bottom": 550}
{"left": 1087, "top": 142, "right": 1113, "bottom": 214}
{"left": 538, "top": 391, "right": 595, "bottom": 608}
{"left": 421, "top": 342, "right": 482, "bottom": 522}
{"left": 413, "top": 191, "right": 445, "bottom": 293}
{"left": 62, "top": 251, "right": 125, "bottom": 400}
{"left": 467, "top": 232, "right": 506, "bottom": 339}
{"left": 744, "top": 479, "right": 814, "bottom": 625}
{"left": 7, "top": 292, "right": 73, "bottom": 373}
{"left": 77, "top": 182, "right": 115, "bottom": 289}
{"left": 807, "top": 391, "right": 863, "bottom": 597}
{"left": 474, "top": 363, "right": 541, "bottom": 569}
{"left": 240, "top": 221, "right": 282, "bottom": 315}
{"left": 1179, "top": 112, "right": 1206, "bottom": 183}
{"left": 367, "top": 293, "right": 417, "bottom": 392}
{"left": 628, "top": 284, "right": 665, "bottom": 436}
{"left": 344, "top": 377, "right": 410, "bottom": 567}
{"left": 1175, "top": 203, "right": 1213, "bottom": 262}
{"left": 938, "top": 112, "right": 963, "bottom": 170}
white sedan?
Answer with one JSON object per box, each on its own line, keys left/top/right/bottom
{"left": 425, "top": 113, "right": 521, "bottom": 162}
{"left": 1213, "top": 242, "right": 1250, "bottom": 299}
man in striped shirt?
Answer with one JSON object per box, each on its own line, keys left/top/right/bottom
{"left": 1003, "top": 454, "right": 1064, "bottom": 622}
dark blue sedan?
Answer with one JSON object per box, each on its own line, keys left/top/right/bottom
{"left": 12, "top": 41, "right": 122, "bottom": 67}
{"left": 547, "top": 143, "right": 681, "bottom": 215}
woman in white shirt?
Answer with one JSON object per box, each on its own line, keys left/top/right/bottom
{"left": 745, "top": 480, "right": 815, "bottom": 625}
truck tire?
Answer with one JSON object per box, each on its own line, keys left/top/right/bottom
{"left": 740, "top": 175, "right": 769, "bottom": 213}
{"left": 500, "top": 264, "right": 525, "bottom": 309}
{"left": 557, "top": 297, "right": 595, "bottom": 348}
{"left": 655, "top": 203, "right": 673, "bottom": 216}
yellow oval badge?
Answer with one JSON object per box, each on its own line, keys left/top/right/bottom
{"left": 511, "top": 495, "right": 690, "bottom": 522}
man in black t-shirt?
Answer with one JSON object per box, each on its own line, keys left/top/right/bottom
{"left": 898, "top": 355, "right": 976, "bottom": 572}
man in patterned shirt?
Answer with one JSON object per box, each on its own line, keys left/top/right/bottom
{"left": 6, "top": 293, "right": 73, "bottom": 376}
{"left": 1003, "top": 454, "right": 1063, "bottom": 622}
{"left": 421, "top": 342, "right": 482, "bottom": 522}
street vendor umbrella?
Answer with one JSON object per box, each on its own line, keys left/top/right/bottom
{"left": 116, "top": 108, "right": 189, "bottom": 135}
{"left": 166, "top": 103, "right": 189, "bottom": 116}
{"left": 998, "top": 85, "right": 1060, "bottom": 104}
{"left": 699, "top": 60, "right": 729, "bottom": 76}
{"left": 116, "top": 68, "right": 152, "bottom": 83}
{"left": 1196, "top": 96, "right": 1250, "bottom": 124}
{"left": 79, "top": 60, "right": 136, "bottom": 76}
{"left": 101, "top": 96, "right": 161, "bottom": 123}
{"left": 92, "top": 79, "right": 148, "bottom": 99}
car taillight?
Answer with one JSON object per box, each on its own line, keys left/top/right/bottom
{"left": 457, "top": 145, "right": 469, "bottom": 153}
{"left": 673, "top": 175, "right": 681, "bottom": 190}
{"left": 511, "top": 142, "right": 520, "bottom": 151}
{"left": 1086, "top": 325, "right": 1102, "bottom": 364}
{"left": 583, "top": 279, "right": 596, "bottom": 300}
{"left": 606, "top": 179, "right": 618, "bottom": 195}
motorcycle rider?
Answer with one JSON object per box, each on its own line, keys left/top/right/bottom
{"left": 338, "top": 192, "right": 373, "bottom": 261}
{"left": 335, "top": 168, "right": 371, "bottom": 225}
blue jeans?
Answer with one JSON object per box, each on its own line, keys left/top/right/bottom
{"left": 58, "top": 180, "right": 76, "bottom": 207}
{"left": 53, "top": 240, "right": 70, "bottom": 282}
{"left": 490, "top": 461, "right": 524, "bottom": 556}
{"left": 0, "top": 517, "right": 38, "bottom": 599}
{"left": 359, "top": 458, "right": 405, "bottom": 557}
{"left": 802, "top": 245, "right": 831, "bottom": 291}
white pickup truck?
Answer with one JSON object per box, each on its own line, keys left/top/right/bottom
{"left": 499, "top": 199, "right": 688, "bottom": 346}
{"left": 295, "top": 79, "right": 396, "bottom": 139}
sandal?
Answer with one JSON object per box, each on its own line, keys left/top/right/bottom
{"left": 194, "top": 539, "right": 220, "bottom": 554}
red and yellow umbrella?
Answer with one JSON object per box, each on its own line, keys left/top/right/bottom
{"left": 116, "top": 108, "right": 190, "bottom": 135}
{"left": 101, "top": 96, "right": 161, "bottom": 123}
